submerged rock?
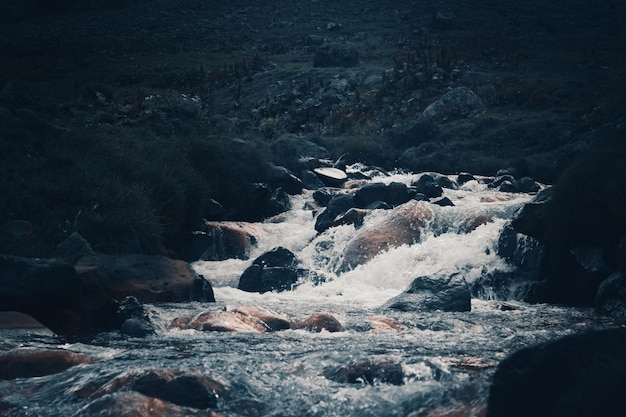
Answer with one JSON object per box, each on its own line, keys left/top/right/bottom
{"left": 72, "top": 392, "right": 222, "bottom": 417}
{"left": 324, "top": 358, "right": 404, "bottom": 385}
{"left": 0, "top": 349, "right": 92, "bottom": 380}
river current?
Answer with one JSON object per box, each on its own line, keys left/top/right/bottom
{"left": 0, "top": 167, "right": 615, "bottom": 416}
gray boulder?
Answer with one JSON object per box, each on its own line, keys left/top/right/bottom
{"left": 383, "top": 272, "right": 471, "bottom": 312}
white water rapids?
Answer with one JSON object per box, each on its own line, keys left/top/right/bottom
{"left": 0, "top": 167, "right": 615, "bottom": 417}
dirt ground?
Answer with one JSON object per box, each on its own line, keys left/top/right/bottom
{"left": 2, "top": 0, "right": 626, "bottom": 175}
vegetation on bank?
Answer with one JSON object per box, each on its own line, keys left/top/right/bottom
{"left": 0, "top": 118, "right": 270, "bottom": 257}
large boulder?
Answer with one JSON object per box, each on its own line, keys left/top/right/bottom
{"left": 487, "top": 328, "right": 626, "bottom": 417}
{"left": 171, "top": 310, "right": 269, "bottom": 333}
{"left": 383, "top": 272, "right": 471, "bottom": 312}
{"left": 75, "top": 253, "right": 214, "bottom": 306}
{"left": 337, "top": 200, "right": 434, "bottom": 272}
{"left": 292, "top": 312, "right": 344, "bottom": 332}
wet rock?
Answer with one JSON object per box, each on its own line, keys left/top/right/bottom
{"left": 118, "top": 296, "right": 155, "bottom": 337}
{"left": 313, "top": 43, "right": 359, "bottom": 67}
{"left": 172, "top": 310, "right": 269, "bottom": 333}
{"left": 75, "top": 253, "right": 212, "bottom": 305}
{"left": 333, "top": 207, "right": 369, "bottom": 229}
{"left": 386, "top": 182, "right": 414, "bottom": 206}
{"left": 0, "top": 349, "right": 92, "bottom": 380}
{"left": 315, "top": 193, "right": 355, "bottom": 233}
{"left": 457, "top": 172, "right": 477, "bottom": 185}
{"left": 412, "top": 174, "right": 444, "bottom": 198}
{"left": 353, "top": 182, "right": 388, "bottom": 208}
{"left": 366, "top": 316, "right": 404, "bottom": 333}
{"left": 487, "top": 328, "right": 626, "bottom": 417}
{"left": 293, "top": 312, "right": 343, "bottom": 332}
{"left": 423, "top": 87, "right": 484, "bottom": 122}
{"left": 313, "top": 166, "right": 348, "bottom": 187}
{"left": 595, "top": 272, "right": 626, "bottom": 322}
{"left": 432, "top": 196, "right": 454, "bottom": 207}
{"left": 120, "top": 318, "right": 155, "bottom": 338}
{"left": 72, "top": 392, "right": 222, "bottom": 417}
{"left": 383, "top": 272, "right": 471, "bottom": 312}
{"left": 338, "top": 201, "right": 434, "bottom": 272}
{"left": 229, "top": 306, "right": 291, "bottom": 331}
{"left": 182, "top": 221, "right": 262, "bottom": 262}
{"left": 324, "top": 358, "right": 404, "bottom": 385}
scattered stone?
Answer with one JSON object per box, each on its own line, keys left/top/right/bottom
{"left": 315, "top": 193, "right": 355, "bottom": 233}
{"left": 432, "top": 196, "right": 454, "bottom": 207}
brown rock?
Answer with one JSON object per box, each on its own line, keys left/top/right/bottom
{"left": 293, "top": 312, "right": 343, "bottom": 332}
{"left": 72, "top": 392, "right": 223, "bottom": 417}
{"left": 0, "top": 349, "right": 92, "bottom": 380}
{"left": 171, "top": 311, "right": 268, "bottom": 333}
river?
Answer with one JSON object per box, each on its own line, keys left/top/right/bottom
{"left": 0, "top": 167, "right": 616, "bottom": 416}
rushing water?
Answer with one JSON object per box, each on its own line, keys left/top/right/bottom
{"left": 0, "top": 167, "right": 617, "bottom": 417}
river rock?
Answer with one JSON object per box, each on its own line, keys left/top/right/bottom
{"left": 338, "top": 200, "right": 435, "bottom": 272}
{"left": 182, "top": 221, "right": 262, "bottom": 262}
{"left": 229, "top": 306, "right": 291, "bottom": 331}
{"left": 75, "top": 253, "right": 213, "bottom": 306}
{"left": 412, "top": 174, "right": 443, "bottom": 198}
{"left": 383, "top": 272, "right": 471, "bottom": 312}
{"left": 595, "top": 271, "right": 626, "bottom": 322}
{"left": 324, "top": 358, "right": 404, "bottom": 385}
{"left": 238, "top": 247, "right": 307, "bottom": 293}
{"left": 92, "top": 369, "right": 228, "bottom": 410}
{"left": 72, "top": 392, "right": 222, "bottom": 417}
{"left": 487, "top": 328, "right": 626, "bottom": 417}
{"left": 293, "top": 312, "right": 343, "bottom": 332}
{"left": 0, "top": 349, "right": 92, "bottom": 380}
{"left": 422, "top": 87, "right": 484, "bottom": 121}
{"left": 353, "top": 182, "right": 388, "bottom": 208}
{"left": 0, "top": 311, "right": 44, "bottom": 329}
{"left": 171, "top": 310, "right": 269, "bottom": 333}
{"left": 315, "top": 193, "right": 355, "bottom": 233}
{"left": 51, "top": 231, "right": 95, "bottom": 264}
